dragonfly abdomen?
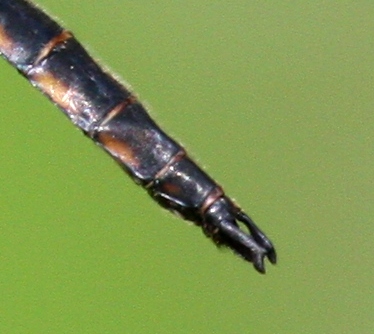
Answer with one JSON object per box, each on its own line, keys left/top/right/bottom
{"left": 0, "top": 0, "right": 276, "bottom": 273}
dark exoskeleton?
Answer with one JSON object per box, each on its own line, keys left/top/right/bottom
{"left": 0, "top": 0, "right": 276, "bottom": 273}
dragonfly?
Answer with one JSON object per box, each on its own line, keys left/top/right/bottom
{"left": 0, "top": 0, "right": 276, "bottom": 273}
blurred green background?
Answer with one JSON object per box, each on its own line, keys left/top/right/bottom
{"left": 0, "top": 1, "right": 373, "bottom": 333}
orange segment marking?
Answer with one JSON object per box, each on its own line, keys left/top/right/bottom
{"left": 29, "top": 68, "right": 73, "bottom": 112}
{"left": 29, "top": 68, "right": 90, "bottom": 117}
{"left": 98, "top": 132, "right": 139, "bottom": 167}
{"left": 0, "top": 26, "right": 14, "bottom": 58}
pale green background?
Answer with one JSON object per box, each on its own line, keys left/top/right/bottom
{"left": 0, "top": 1, "right": 373, "bottom": 333}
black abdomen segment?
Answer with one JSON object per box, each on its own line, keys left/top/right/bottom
{"left": 0, "top": 0, "right": 276, "bottom": 273}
